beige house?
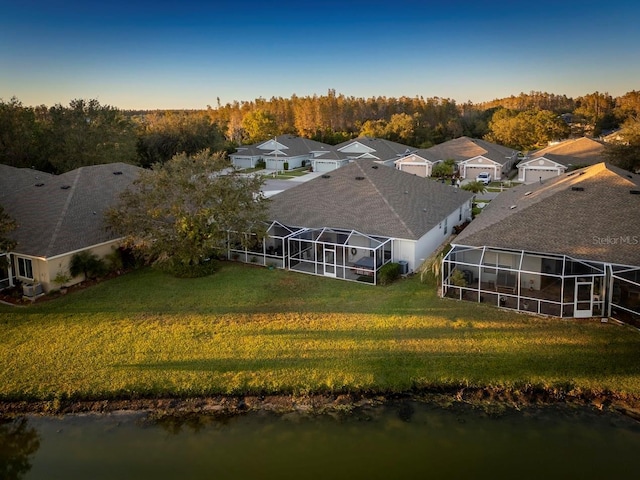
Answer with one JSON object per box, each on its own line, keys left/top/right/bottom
{"left": 396, "top": 137, "right": 519, "bottom": 180}
{"left": 0, "top": 163, "right": 142, "bottom": 295}
{"left": 517, "top": 137, "right": 605, "bottom": 183}
{"left": 394, "top": 151, "right": 439, "bottom": 177}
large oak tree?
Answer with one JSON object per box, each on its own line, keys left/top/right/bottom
{"left": 106, "top": 150, "right": 269, "bottom": 276}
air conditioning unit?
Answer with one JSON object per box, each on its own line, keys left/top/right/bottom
{"left": 23, "top": 283, "right": 43, "bottom": 297}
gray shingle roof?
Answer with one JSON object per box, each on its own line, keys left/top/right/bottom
{"left": 333, "top": 137, "right": 416, "bottom": 161}
{"left": 1, "top": 163, "right": 142, "bottom": 258}
{"left": 232, "top": 135, "right": 334, "bottom": 158}
{"left": 269, "top": 160, "right": 473, "bottom": 240}
{"left": 528, "top": 137, "right": 605, "bottom": 167}
{"left": 455, "top": 163, "right": 640, "bottom": 266}
{"left": 415, "top": 136, "right": 517, "bottom": 165}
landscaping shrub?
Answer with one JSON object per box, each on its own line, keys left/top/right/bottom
{"left": 69, "top": 251, "right": 108, "bottom": 280}
{"left": 378, "top": 262, "right": 401, "bottom": 286}
{"left": 165, "top": 258, "right": 218, "bottom": 278}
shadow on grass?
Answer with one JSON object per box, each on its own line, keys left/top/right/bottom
{"left": 118, "top": 338, "right": 640, "bottom": 387}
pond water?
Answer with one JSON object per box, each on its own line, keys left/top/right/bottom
{"left": 2, "top": 401, "right": 639, "bottom": 479}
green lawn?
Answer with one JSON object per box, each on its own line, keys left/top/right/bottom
{"left": 1, "top": 262, "right": 639, "bottom": 402}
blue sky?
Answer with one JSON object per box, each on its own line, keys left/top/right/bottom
{"left": 1, "top": 0, "right": 639, "bottom": 109}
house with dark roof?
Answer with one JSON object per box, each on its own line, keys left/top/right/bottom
{"left": 396, "top": 137, "right": 519, "bottom": 181}
{"left": 229, "top": 135, "right": 335, "bottom": 171}
{"left": 517, "top": 137, "right": 605, "bottom": 183}
{"left": 309, "top": 148, "right": 351, "bottom": 173}
{"left": 228, "top": 159, "right": 473, "bottom": 284}
{"left": 393, "top": 149, "right": 441, "bottom": 178}
{"left": 0, "top": 162, "right": 142, "bottom": 294}
{"left": 442, "top": 162, "right": 640, "bottom": 325}
{"left": 333, "top": 137, "right": 416, "bottom": 166}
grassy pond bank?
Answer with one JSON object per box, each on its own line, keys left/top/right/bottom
{"left": 1, "top": 262, "right": 640, "bottom": 417}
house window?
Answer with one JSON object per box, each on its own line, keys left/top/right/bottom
{"left": 17, "top": 257, "right": 33, "bottom": 279}
{"left": 444, "top": 217, "right": 448, "bottom": 234}
{"left": 459, "top": 206, "right": 462, "bottom": 221}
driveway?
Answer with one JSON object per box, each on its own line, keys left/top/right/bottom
{"left": 261, "top": 171, "right": 325, "bottom": 197}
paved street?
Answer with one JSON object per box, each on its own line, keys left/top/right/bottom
{"left": 259, "top": 170, "right": 325, "bottom": 197}
{"left": 258, "top": 169, "right": 506, "bottom": 200}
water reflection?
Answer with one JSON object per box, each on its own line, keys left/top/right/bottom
{"left": 1, "top": 401, "right": 639, "bottom": 480}
{"left": 0, "top": 417, "right": 41, "bottom": 480}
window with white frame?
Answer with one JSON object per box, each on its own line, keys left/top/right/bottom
{"left": 17, "top": 257, "right": 33, "bottom": 279}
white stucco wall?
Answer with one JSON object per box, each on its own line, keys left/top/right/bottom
{"left": 395, "top": 202, "right": 471, "bottom": 272}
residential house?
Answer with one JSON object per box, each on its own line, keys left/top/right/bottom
{"left": 517, "top": 137, "right": 605, "bottom": 184}
{"left": 396, "top": 136, "right": 519, "bottom": 181}
{"left": 394, "top": 149, "right": 440, "bottom": 178}
{"left": 229, "top": 160, "right": 474, "bottom": 284}
{"left": 442, "top": 163, "right": 640, "bottom": 325}
{"left": 229, "top": 135, "right": 334, "bottom": 171}
{"left": 310, "top": 148, "right": 350, "bottom": 173}
{"left": 0, "top": 162, "right": 143, "bottom": 294}
{"left": 333, "top": 137, "right": 417, "bottom": 167}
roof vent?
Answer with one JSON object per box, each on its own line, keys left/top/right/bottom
{"left": 371, "top": 165, "right": 378, "bottom": 169}
{"left": 60, "top": 185, "right": 71, "bottom": 190}
{"left": 355, "top": 176, "right": 365, "bottom": 180}
{"left": 509, "top": 205, "right": 517, "bottom": 209}
{"left": 630, "top": 190, "right": 640, "bottom": 195}
{"left": 524, "top": 191, "right": 532, "bottom": 196}
{"left": 113, "top": 171, "right": 123, "bottom": 175}
{"left": 571, "top": 186, "right": 584, "bottom": 191}
{"left": 321, "top": 174, "right": 331, "bottom": 179}
{"left": 627, "top": 174, "right": 633, "bottom": 179}
{"left": 35, "top": 183, "right": 44, "bottom": 187}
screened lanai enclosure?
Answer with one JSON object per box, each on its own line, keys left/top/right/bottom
{"left": 442, "top": 245, "right": 640, "bottom": 324}
{"left": 610, "top": 264, "right": 640, "bottom": 326}
{"left": 227, "top": 222, "right": 393, "bottom": 284}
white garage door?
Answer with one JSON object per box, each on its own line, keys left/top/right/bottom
{"left": 233, "top": 157, "right": 254, "bottom": 169}
{"left": 314, "top": 161, "right": 337, "bottom": 173}
{"left": 401, "top": 164, "right": 429, "bottom": 177}
{"left": 524, "top": 168, "right": 560, "bottom": 184}
{"left": 464, "top": 165, "right": 495, "bottom": 180}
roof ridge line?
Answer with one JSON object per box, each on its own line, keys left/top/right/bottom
{"left": 356, "top": 162, "right": 416, "bottom": 238}
{"left": 45, "top": 169, "right": 81, "bottom": 257}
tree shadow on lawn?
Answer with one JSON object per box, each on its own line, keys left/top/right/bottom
{"left": 118, "top": 341, "right": 640, "bottom": 388}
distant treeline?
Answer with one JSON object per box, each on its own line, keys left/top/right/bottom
{"left": 1, "top": 90, "right": 639, "bottom": 174}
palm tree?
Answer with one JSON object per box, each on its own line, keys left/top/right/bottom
{"left": 460, "top": 180, "right": 487, "bottom": 195}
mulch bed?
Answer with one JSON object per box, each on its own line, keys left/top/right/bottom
{"left": 0, "top": 273, "right": 120, "bottom": 306}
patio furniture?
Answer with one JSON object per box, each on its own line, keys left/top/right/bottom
{"left": 352, "top": 257, "right": 375, "bottom": 276}
{"left": 495, "top": 271, "right": 516, "bottom": 293}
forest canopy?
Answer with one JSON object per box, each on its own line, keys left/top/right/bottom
{"left": 1, "top": 89, "right": 639, "bottom": 174}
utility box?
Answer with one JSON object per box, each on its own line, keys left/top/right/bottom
{"left": 23, "top": 283, "right": 43, "bottom": 297}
